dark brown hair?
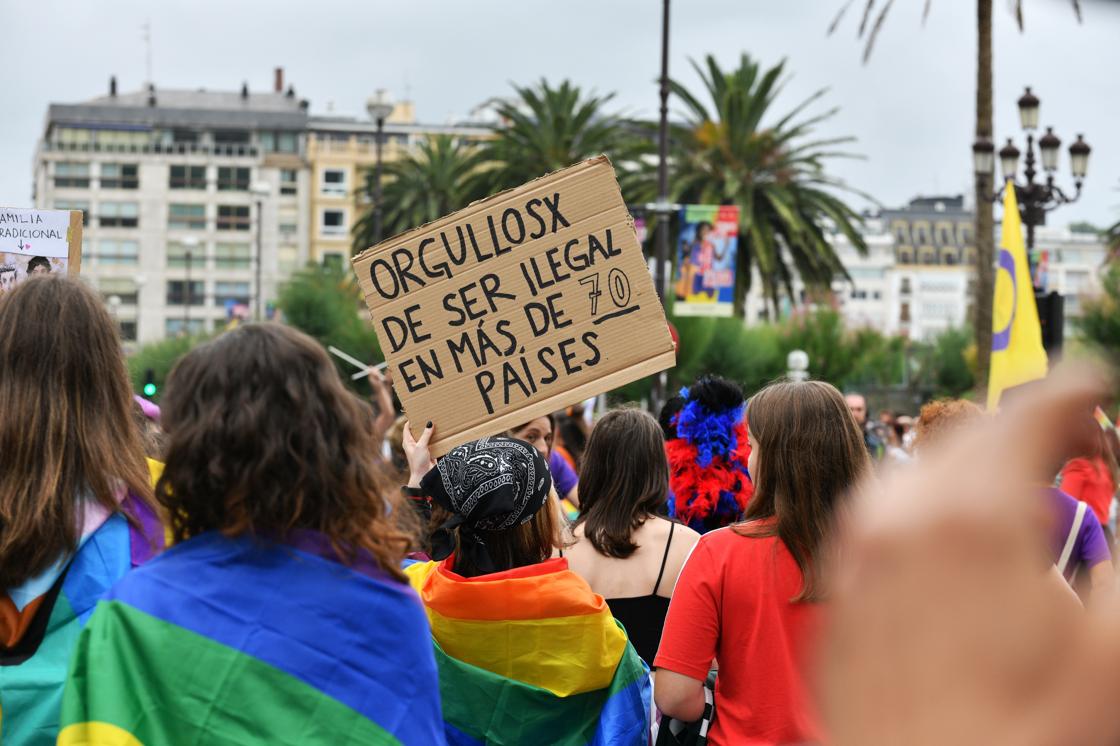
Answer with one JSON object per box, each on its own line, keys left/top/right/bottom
{"left": 157, "top": 323, "right": 410, "bottom": 579}
{"left": 435, "top": 496, "right": 562, "bottom": 578}
{"left": 735, "top": 380, "right": 871, "bottom": 602}
{"left": 575, "top": 408, "right": 669, "bottom": 558}
{"left": 0, "top": 276, "right": 153, "bottom": 588}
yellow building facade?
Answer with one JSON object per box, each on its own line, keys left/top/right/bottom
{"left": 307, "top": 102, "right": 491, "bottom": 267}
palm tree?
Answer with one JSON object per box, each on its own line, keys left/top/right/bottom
{"left": 472, "top": 80, "right": 648, "bottom": 197}
{"left": 830, "top": 0, "right": 1082, "bottom": 390}
{"left": 352, "top": 134, "right": 484, "bottom": 255}
{"left": 669, "top": 54, "right": 870, "bottom": 315}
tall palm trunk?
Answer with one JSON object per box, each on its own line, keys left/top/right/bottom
{"left": 974, "top": 0, "right": 995, "bottom": 389}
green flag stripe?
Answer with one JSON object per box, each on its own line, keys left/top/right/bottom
{"left": 61, "top": 601, "right": 399, "bottom": 745}
{"left": 433, "top": 621, "right": 647, "bottom": 745}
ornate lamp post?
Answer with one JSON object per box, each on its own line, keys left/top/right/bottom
{"left": 972, "top": 86, "right": 1091, "bottom": 289}
{"left": 971, "top": 87, "right": 1091, "bottom": 353}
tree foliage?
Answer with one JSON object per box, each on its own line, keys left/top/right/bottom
{"left": 276, "top": 262, "right": 382, "bottom": 394}
{"left": 668, "top": 54, "right": 869, "bottom": 314}
{"left": 352, "top": 134, "right": 484, "bottom": 254}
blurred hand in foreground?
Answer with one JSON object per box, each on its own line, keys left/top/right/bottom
{"left": 822, "top": 363, "right": 1120, "bottom": 746}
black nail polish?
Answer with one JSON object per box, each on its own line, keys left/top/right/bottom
{"left": 425, "top": 421, "right": 433, "bottom": 428}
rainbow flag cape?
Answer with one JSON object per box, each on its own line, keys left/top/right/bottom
{"left": 59, "top": 531, "right": 445, "bottom": 745}
{"left": 0, "top": 498, "right": 163, "bottom": 746}
{"left": 1094, "top": 406, "right": 1115, "bottom": 432}
{"left": 406, "top": 558, "right": 650, "bottom": 745}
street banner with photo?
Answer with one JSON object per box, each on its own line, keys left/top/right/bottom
{"left": 0, "top": 208, "right": 83, "bottom": 294}
{"left": 672, "top": 204, "right": 738, "bottom": 317}
{"left": 352, "top": 156, "right": 676, "bottom": 455}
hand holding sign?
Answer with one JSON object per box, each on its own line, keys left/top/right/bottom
{"left": 352, "top": 157, "right": 675, "bottom": 455}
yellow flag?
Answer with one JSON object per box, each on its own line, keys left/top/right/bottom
{"left": 987, "top": 184, "right": 1048, "bottom": 409}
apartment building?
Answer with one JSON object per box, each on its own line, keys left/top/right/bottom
{"left": 741, "top": 196, "right": 1109, "bottom": 343}
{"left": 307, "top": 100, "right": 491, "bottom": 266}
{"left": 33, "top": 73, "right": 311, "bottom": 344}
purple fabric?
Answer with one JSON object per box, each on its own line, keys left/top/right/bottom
{"left": 1047, "top": 488, "right": 1112, "bottom": 581}
{"left": 549, "top": 449, "right": 578, "bottom": 497}
{"left": 133, "top": 395, "right": 161, "bottom": 422}
{"left": 280, "top": 528, "right": 401, "bottom": 585}
{"left": 122, "top": 493, "right": 165, "bottom": 567}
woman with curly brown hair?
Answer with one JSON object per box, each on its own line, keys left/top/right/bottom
{"left": 0, "top": 276, "right": 163, "bottom": 746}
{"left": 59, "top": 324, "right": 444, "bottom": 745}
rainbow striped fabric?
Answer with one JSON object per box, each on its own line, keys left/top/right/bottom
{"left": 59, "top": 530, "right": 445, "bottom": 745}
{"left": 0, "top": 498, "right": 163, "bottom": 746}
{"left": 1094, "top": 406, "right": 1115, "bottom": 432}
{"left": 406, "top": 557, "right": 651, "bottom": 745}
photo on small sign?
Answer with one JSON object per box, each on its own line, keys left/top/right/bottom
{"left": 673, "top": 204, "right": 739, "bottom": 317}
{"left": 0, "top": 208, "right": 80, "bottom": 295}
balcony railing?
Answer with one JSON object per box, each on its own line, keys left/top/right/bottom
{"left": 45, "top": 141, "right": 263, "bottom": 158}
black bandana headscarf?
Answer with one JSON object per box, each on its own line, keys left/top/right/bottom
{"left": 422, "top": 436, "right": 552, "bottom": 574}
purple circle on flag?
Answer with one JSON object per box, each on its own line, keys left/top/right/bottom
{"left": 992, "top": 248, "right": 1017, "bottom": 352}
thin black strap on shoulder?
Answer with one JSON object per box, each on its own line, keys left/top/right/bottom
{"left": 652, "top": 520, "right": 676, "bottom": 595}
{"left": 558, "top": 547, "right": 564, "bottom": 558}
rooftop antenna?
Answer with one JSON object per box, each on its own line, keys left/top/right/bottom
{"left": 141, "top": 20, "right": 153, "bottom": 86}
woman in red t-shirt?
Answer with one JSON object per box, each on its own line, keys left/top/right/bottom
{"left": 654, "top": 380, "right": 872, "bottom": 745}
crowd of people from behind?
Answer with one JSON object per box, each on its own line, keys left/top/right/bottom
{"left": 2, "top": 274, "right": 1120, "bottom": 745}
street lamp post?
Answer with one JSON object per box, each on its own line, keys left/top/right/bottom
{"left": 250, "top": 182, "right": 272, "bottom": 320}
{"left": 367, "top": 92, "right": 395, "bottom": 246}
{"left": 972, "top": 87, "right": 1091, "bottom": 288}
{"left": 650, "top": 0, "right": 672, "bottom": 412}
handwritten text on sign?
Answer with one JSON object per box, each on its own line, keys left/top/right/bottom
{"left": 352, "top": 157, "right": 675, "bottom": 454}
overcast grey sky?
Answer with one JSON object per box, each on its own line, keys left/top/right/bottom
{"left": 3, "top": 0, "right": 1119, "bottom": 226}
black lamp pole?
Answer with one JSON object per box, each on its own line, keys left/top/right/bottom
{"left": 374, "top": 114, "right": 386, "bottom": 245}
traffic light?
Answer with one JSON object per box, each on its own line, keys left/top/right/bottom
{"left": 142, "top": 368, "right": 157, "bottom": 398}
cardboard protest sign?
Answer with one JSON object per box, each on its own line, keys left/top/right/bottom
{"left": 0, "top": 207, "right": 83, "bottom": 295}
{"left": 352, "top": 156, "right": 676, "bottom": 455}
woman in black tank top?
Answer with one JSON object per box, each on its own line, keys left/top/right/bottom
{"left": 561, "top": 410, "right": 700, "bottom": 667}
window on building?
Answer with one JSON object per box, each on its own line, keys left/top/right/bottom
{"left": 321, "top": 209, "right": 347, "bottom": 237}
{"left": 100, "top": 163, "right": 139, "bottom": 189}
{"left": 916, "top": 227, "right": 928, "bottom": 244}
{"left": 901, "top": 277, "right": 912, "bottom": 295}
{"left": 959, "top": 225, "right": 973, "bottom": 244}
{"left": 53, "top": 200, "right": 90, "bottom": 225}
{"left": 894, "top": 226, "right": 909, "bottom": 245}
{"left": 872, "top": 290, "right": 882, "bottom": 300}
{"left": 217, "top": 206, "right": 251, "bottom": 231}
{"left": 99, "top": 201, "right": 139, "bottom": 228}
{"left": 322, "top": 252, "right": 345, "bottom": 270}
{"left": 260, "top": 131, "right": 298, "bottom": 153}
{"left": 168, "top": 204, "right": 206, "bottom": 230}
{"left": 279, "top": 221, "right": 298, "bottom": 237}
{"left": 165, "top": 318, "right": 206, "bottom": 337}
{"left": 214, "top": 130, "right": 251, "bottom": 145}
{"left": 280, "top": 169, "right": 298, "bottom": 195}
{"left": 900, "top": 302, "right": 911, "bottom": 323}
{"left": 1066, "top": 270, "right": 1090, "bottom": 294}
{"left": 119, "top": 321, "right": 138, "bottom": 342}
{"left": 278, "top": 245, "right": 300, "bottom": 273}
{"left": 167, "top": 241, "right": 204, "bottom": 268}
{"left": 214, "top": 281, "right": 251, "bottom": 306}
{"left": 169, "top": 165, "right": 207, "bottom": 189}
{"left": 166, "top": 280, "right": 205, "bottom": 306}
{"left": 920, "top": 249, "right": 937, "bottom": 265}
{"left": 215, "top": 242, "right": 252, "bottom": 269}
{"left": 98, "top": 239, "right": 139, "bottom": 265}
{"left": 172, "top": 129, "right": 199, "bottom": 145}
{"left": 217, "top": 167, "right": 251, "bottom": 191}
{"left": 54, "top": 162, "right": 91, "bottom": 188}
{"left": 943, "top": 250, "right": 958, "bottom": 266}
{"left": 898, "top": 249, "right": 914, "bottom": 265}
{"left": 98, "top": 277, "right": 139, "bottom": 305}
{"left": 321, "top": 168, "right": 348, "bottom": 196}
{"left": 939, "top": 227, "right": 952, "bottom": 245}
